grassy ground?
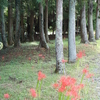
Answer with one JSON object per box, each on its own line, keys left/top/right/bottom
{"left": 0, "top": 35, "right": 100, "bottom": 100}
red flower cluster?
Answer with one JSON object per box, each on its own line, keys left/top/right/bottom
{"left": 86, "top": 73, "right": 94, "bottom": 78}
{"left": 2, "top": 56, "right": 4, "bottom": 60}
{"left": 62, "top": 59, "right": 67, "bottom": 63}
{"left": 77, "top": 50, "right": 86, "bottom": 59}
{"left": 53, "top": 76, "right": 83, "bottom": 99}
{"left": 38, "top": 71, "right": 46, "bottom": 81}
{"left": 53, "top": 83, "right": 59, "bottom": 89}
{"left": 38, "top": 54, "right": 45, "bottom": 59}
{"left": 28, "top": 57, "right": 31, "bottom": 61}
{"left": 30, "top": 88, "right": 37, "bottom": 98}
{"left": 82, "top": 67, "right": 94, "bottom": 78}
{"left": 4, "top": 93, "right": 10, "bottom": 99}
{"left": 82, "top": 68, "right": 88, "bottom": 74}
{"left": 38, "top": 54, "right": 42, "bottom": 57}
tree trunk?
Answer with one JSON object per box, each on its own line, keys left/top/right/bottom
{"left": 95, "top": 2, "right": 100, "bottom": 40}
{"left": 20, "top": 1, "right": 24, "bottom": 42}
{"left": 14, "top": 0, "right": 20, "bottom": 47}
{"left": 39, "top": 2, "right": 49, "bottom": 49}
{"left": 68, "top": 0, "right": 76, "bottom": 63}
{"left": 29, "top": 10, "right": 34, "bottom": 42}
{"left": 80, "top": 3, "right": 89, "bottom": 43}
{"left": 20, "top": 12, "right": 24, "bottom": 42}
{"left": 44, "top": 0, "right": 49, "bottom": 43}
{"left": 8, "top": 0, "right": 13, "bottom": 45}
{"left": 27, "top": 16, "right": 30, "bottom": 40}
{"left": 55, "top": 0, "right": 65, "bottom": 74}
{"left": 0, "top": 7, "right": 8, "bottom": 48}
{"left": 88, "top": 0, "right": 95, "bottom": 42}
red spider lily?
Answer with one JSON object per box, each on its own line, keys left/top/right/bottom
{"left": 28, "top": 57, "right": 31, "bottom": 61}
{"left": 62, "top": 59, "right": 67, "bottom": 63}
{"left": 38, "top": 54, "right": 43, "bottom": 57}
{"left": 38, "top": 71, "right": 46, "bottom": 81}
{"left": 82, "top": 68, "right": 88, "bottom": 74}
{"left": 42, "top": 56, "right": 45, "bottom": 59}
{"left": 2, "top": 56, "right": 4, "bottom": 60}
{"left": 66, "top": 85, "right": 80, "bottom": 100}
{"left": 4, "top": 94, "right": 10, "bottom": 99}
{"left": 30, "top": 88, "right": 37, "bottom": 98}
{"left": 59, "top": 76, "right": 76, "bottom": 87}
{"left": 86, "top": 73, "right": 94, "bottom": 78}
{"left": 58, "top": 85, "right": 66, "bottom": 92}
{"left": 66, "top": 90, "right": 79, "bottom": 99}
{"left": 77, "top": 51, "right": 86, "bottom": 59}
{"left": 53, "top": 83, "right": 59, "bottom": 89}
{"left": 53, "top": 76, "right": 85, "bottom": 100}
{"left": 78, "top": 84, "right": 84, "bottom": 90}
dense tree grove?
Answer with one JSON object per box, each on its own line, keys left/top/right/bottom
{"left": 0, "top": 0, "right": 100, "bottom": 73}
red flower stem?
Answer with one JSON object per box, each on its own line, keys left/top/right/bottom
{"left": 66, "top": 96, "right": 70, "bottom": 100}
{"left": 77, "top": 59, "right": 80, "bottom": 68}
{"left": 80, "top": 59, "right": 82, "bottom": 66}
{"left": 62, "top": 93, "right": 65, "bottom": 100}
{"left": 36, "top": 80, "right": 39, "bottom": 92}
{"left": 59, "top": 92, "right": 62, "bottom": 100}
{"left": 39, "top": 80, "right": 43, "bottom": 98}
{"left": 80, "top": 74, "right": 85, "bottom": 84}
{"left": 38, "top": 57, "right": 39, "bottom": 64}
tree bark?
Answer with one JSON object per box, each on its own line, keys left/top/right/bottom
{"left": 44, "top": 0, "right": 49, "bottom": 43}
{"left": 14, "top": 0, "right": 20, "bottom": 47}
{"left": 68, "top": 0, "right": 76, "bottom": 63}
{"left": 88, "top": 0, "right": 95, "bottom": 42}
{"left": 80, "top": 3, "right": 89, "bottom": 43}
{"left": 0, "top": 7, "right": 8, "bottom": 48}
{"left": 55, "top": 0, "right": 65, "bottom": 74}
{"left": 39, "top": 1, "right": 49, "bottom": 49}
{"left": 8, "top": 0, "right": 13, "bottom": 45}
{"left": 20, "top": 1, "right": 24, "bottom": 42}
{"left": 20, "top": 12, "right": 24, "bottom": 42}
{"left": 95, "top": 1, "right": 100, "bottom": 40}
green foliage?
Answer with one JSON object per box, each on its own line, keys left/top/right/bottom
{"left": 63, "top": 0, "right": 69, "bottom": 19}
{"left": 0, "top": 0, "right": 8, "bottom": 8}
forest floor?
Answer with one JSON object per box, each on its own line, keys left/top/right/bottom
{"left": 0, "top": 36, "right": 100, "bottom": 100}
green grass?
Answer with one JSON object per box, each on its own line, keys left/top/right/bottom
{"left": 0, "top": 35, "right": 100, "bottom": 100}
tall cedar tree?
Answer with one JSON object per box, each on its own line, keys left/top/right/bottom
{"left": 88, "top": 0, "right": 95, "bottom": 42}
{"left": 20, "top": 0, "right": 24, "bottom": 42}
{"left": 0, "top": 6, "right": 8, "bottom": 48}
{"left": 14, "top": 0, "right": 20, "bottom": 47}
{"left": 68, "top": 0, "right": 76, "bottom": 63}
{"left": 80, "top": 2, "right": 89, "bottom": 43}
{"left": 44, "top": 0, "right": 49, "bottom": 42}
{"left": 8, "top": 0, "right": 13, "bottom": 45}
{"left": 95, "top": 0, "right": 100, "bottom": 40}
{"left": 55, "top": 0, "right": 65, "bottom": 74}
{"left": 39, "top": 1, "right": 49, "bottom": 49}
